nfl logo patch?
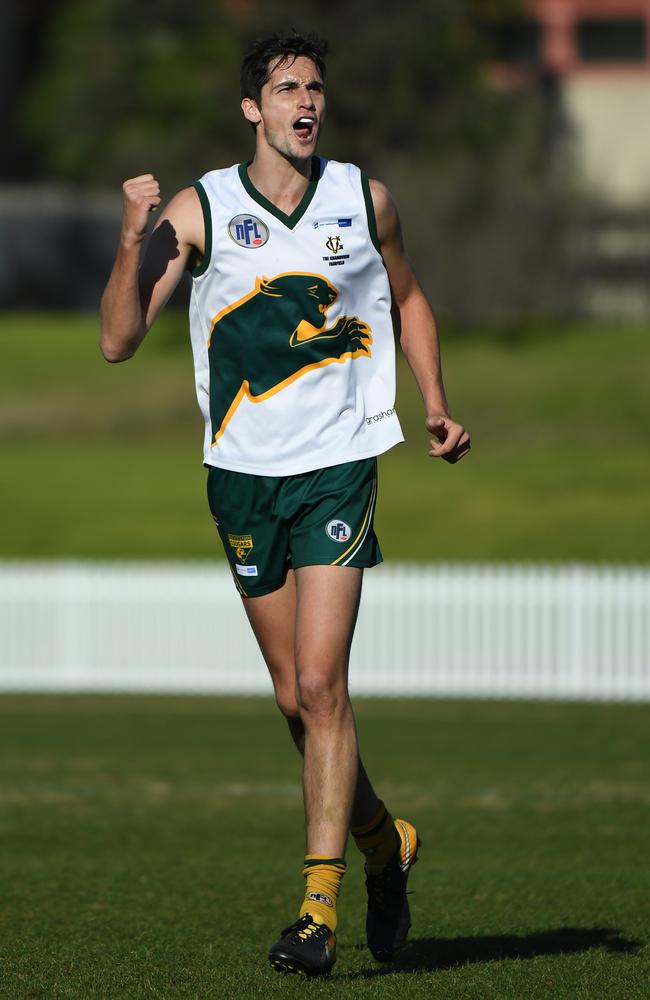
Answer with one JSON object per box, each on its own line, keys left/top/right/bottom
{"left": 326, "top": 519, "right": 351, "bottom": 543}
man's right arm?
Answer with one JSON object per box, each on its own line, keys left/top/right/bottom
{"left": 99, "top": 174, "right": 203, "bottom": 362}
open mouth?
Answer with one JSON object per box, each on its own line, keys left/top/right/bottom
{"left": 293, "top": 116, "right": 316, "bottom": 141}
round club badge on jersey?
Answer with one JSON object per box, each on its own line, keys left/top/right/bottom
{"left": 326, "top": 519, "right": 351, "bottom": 543}
{"left": 228, "top": 214, "right": 269, "bottom": 248}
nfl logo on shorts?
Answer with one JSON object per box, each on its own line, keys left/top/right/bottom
{"left": 326, "top": 519, "right": 351, "bottom": 543}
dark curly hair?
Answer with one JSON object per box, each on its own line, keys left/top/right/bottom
{"left": 240, "top": 32, "right": 328, "bottom": 104}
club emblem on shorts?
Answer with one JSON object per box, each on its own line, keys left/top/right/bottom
{"left": 228, "top": 215, "right": 269, "bottom": 248}
{"left": 326, "top": 519, "right": 351, "bottom": 543}
{"left": 228, "top": 533, "right": 253, "bottom": 562}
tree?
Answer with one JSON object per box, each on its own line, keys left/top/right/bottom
{"left": 24, "top": 0, "right": 581, "bottom": 321}
{"left": 25, "top": 0, "right": 519, "bottom": 189}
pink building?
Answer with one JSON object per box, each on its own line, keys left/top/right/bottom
{"left": 487, "top": 1, "right": 650, "bottom": 205}
{"left": 489, "top": 1, "right": 650, "bottom": 80}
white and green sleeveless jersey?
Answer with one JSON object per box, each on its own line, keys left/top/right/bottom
{"left": 188, "top": 156, "right": 404, "bottom": 476}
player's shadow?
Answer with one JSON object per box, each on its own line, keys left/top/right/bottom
{"left": 340, "top": 927, "right": 641, "bottom": 979}
{"left": 139, "top": 219, "right": 180, "bottom": 311}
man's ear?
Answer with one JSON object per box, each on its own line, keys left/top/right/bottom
{"left": 241, "top": 98, "right": 261, "bottom": 126}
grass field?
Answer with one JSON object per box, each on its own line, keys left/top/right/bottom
{"left": 1, "top": 312, "right": 649, "bottom": 561}
{"left": 0, "top": 695, "right": 648, "bottom": 998}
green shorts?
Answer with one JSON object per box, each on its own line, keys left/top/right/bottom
{"left": 206, "top": 458, "right": 382, "bottom": 597}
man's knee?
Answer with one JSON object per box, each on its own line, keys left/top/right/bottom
{"left": 296, "top": 671, "right": 349, "bottom": 720}
{"left": 274, "top": 687, "right": 300, "bottom": 720}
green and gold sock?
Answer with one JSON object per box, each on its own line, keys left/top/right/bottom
{"left": 299, "top": 855, "right": 346, "bottom": 930}
{"left": 351, "top": 800, "right": 400, "bottom": 868}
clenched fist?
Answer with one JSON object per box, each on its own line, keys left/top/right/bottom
{"left": 121, "top": 174, "right": 161, "bottom": 243}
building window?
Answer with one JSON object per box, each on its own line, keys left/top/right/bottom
{"left": 480, "top": 18, "right": 541, "bottom": 65}
{"left": 577, "top": 19, "right": 647, "bottom": 63}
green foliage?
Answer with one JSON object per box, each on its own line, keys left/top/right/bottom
{"left": 0, "top": 695, "right": 648, "bottom": 997}
{"left": 25, "top": 0, "right": 521, "bottom": 189}
{"left": 254, "top": 0, "right": 515, "bottom": 172}
{"left": 26, "top": 0, "right": 247, "bottom": 190}
{"left": 24, "top": 1, "right": 580, "bottom": 322}
{"left": 0, "top": 312, "right": 648, "bottom": 561}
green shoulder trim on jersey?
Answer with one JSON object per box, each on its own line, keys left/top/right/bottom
{"left": 238, "top": 156, "right": 321, "bottom": 230}
{"left": 360, "top": 171, "right": 382, "bottom": 256}
{"left": 191, "top": 181, "right": 212, "bottom": 277}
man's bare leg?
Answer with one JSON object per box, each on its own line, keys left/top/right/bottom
{"left": 243, "top": 565, "right": 361, "bottom": 938}
{"left": 293, "top": 564, "right": 362, "bottom": 858}
{"left": 244, "top": 566, "right": 418, "bottom": 967}
{"left": 287, "top": 721, "right": 381, "bottom": 828}
{"left": 242, "top": 569, "right": 380, "bottom": 827}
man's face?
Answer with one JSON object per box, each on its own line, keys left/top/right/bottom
{"left": 242, "top": 55, "right": 325, "bottom": 162}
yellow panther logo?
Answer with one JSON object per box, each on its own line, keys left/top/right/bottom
{"left": 207, "top": 272, "right": 372, "bottom": 444}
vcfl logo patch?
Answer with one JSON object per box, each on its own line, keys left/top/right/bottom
{"left": 326, "top": 519, "right": 351, "bottom": 543}
{"left": 228, "top": 214, "right": 269, "bottom": 248}
{"left": 325, "top": 235, "right": 344, "bottom": 254}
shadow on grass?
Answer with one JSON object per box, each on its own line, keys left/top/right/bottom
{"left": 340, "top": 927, "right": 642, "bottom": 979}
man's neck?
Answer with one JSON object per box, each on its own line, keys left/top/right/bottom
{"left": 246, "top": 147, "right": 314, "bottom": 216}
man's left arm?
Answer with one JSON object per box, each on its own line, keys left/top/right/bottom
{"left": 370, "top": 179, "right": 470, "bottom": 464}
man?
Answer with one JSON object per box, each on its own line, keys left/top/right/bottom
{"left": 100, "top": 32, "right": 470, "bottom": 977}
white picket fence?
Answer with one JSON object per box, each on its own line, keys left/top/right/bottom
{"left": 0, "top": 561, "right": 648, "bottom": 700}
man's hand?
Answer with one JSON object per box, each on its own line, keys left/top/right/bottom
{"left": 426, "top": 414, "right": 471, "bottom": 464}
{"left": 121, "top": 174, "right": 161, "bottom": 244}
